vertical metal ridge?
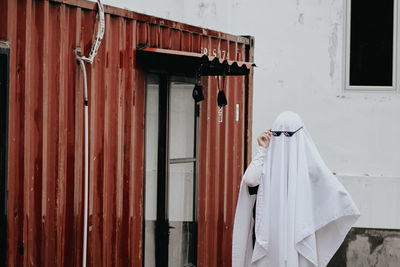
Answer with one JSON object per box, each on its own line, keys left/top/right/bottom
{"left": 73, "top": 7, "right": 84, "bottom": 266}
{"left": 211, "top": 37, "right": 220, "bottom": 266}
{"left": 115, "top": 16, "right": 125, "bottom": 267}
{"left": 171, "top": 28, "right": 181, "bottom": 50}
{"left": 4, "top": 1, "right": 253, "bottom": 265}
{"left": 23, "top": 1, "right": 39, "bottom": 267}
{"left": 238, "top": 44, "right": 246, "bottom": 179}
{"left": 91, "top": 8, "right": 107, "bottom": 265}
{"left": 64, "top": 6, "right": 79, "bottom": 266}
{"left": 204, "top": 43, "right": 212, "bottom": 266}
{"left": 217, "top": 39, "right": 228, "bottom": 266}
{"left": 205, "top": 74, "right": 213, "bottom": 265}
{"left": 5, "top": 0, "right": 19, "bottom": 265}
{"left": 132, "top": 69, "right": 146, "bottom": 267}
{"left": 197, "top": 37, "right": 209, "bottom": 267}
{"left": 127, "top": 19, "right": 135, "bottom": 266}
{"left": 217, "top": 80, "right": 226, "bottom": 266}
{"left": 39, "top": 0, "right": 49, "bottom": 265}
{"left": 119, "top": 18, "right": 132, "bottom": 267}
{"left": 232, "top": 70, "right": 239, "bottom": 219}
{"left": 229, "top": 42, "right": 239, "bottom": 221}
{"left": 19, "top": 0, "right": 33, "bottom": 265}
{"left": 244, "top": 37, "right": 255, "bottom": 167}
{"left": 56, "top": 3, "right": 68, "bottom": 267}
{"left": 219, "top": 40, "right": 229, "bottom": 265}
{"left": 224, "top": 75, "right": 234, "bottom": 266}
{"left": 102, "top": 13, "right": 112, "bottom": 266}
{"left": 197, "top": 75, "right": 208, "bottom": 267}
{"left": 224, "top": 42, "right": 236, "bottom": 266}
{"left": 110, "top": 15, "right": 120, "bottom": 266}
{"left": 210, "top": 75, "right": 218, "bottom": 265}
{"left": 160, "top": 26, "right": 171, "bottom": 49}
{"left": 45, "top": 3, "right": 64, "bottom": 265}
{"left": 98, "top": 12, "right": 108, "bottom": 266}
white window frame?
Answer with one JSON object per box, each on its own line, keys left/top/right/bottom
{"left": 344, "top": 0, "right": 399, "bottom": 92}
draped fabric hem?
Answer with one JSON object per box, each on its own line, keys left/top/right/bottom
{"left": 295, "top": 208, "right": 360, "bottom": 267}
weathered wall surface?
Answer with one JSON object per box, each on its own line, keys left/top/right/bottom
{"left": 98, "top": 1, "right": 400, "bottom": 265}
{"left": 101, "top": 0, "right": 400, "bottom": 230}
{"left": 328, "top": 228, "right": 400, "bottom": 267}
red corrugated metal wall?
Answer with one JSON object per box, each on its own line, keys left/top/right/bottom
{"left": 0, "top": 0, "right": 254, "bottom": 266}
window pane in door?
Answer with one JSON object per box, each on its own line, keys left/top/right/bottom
{"left": 168, "top": 163, "right": 194, "bottom": 222}
{"left": 144, "top": 77, "right": 159, "bottom": 267}
{"left": 168, "top": 162, "right": 196, "bottom": 267}
{"left": 169, "top": 83, "right": 195, "bottom": 159}
{"left": 349, "top": 0, "right": 394, "bottom": 86}
{"left": 168, "top": 221, "right": 196, "bottom": 267}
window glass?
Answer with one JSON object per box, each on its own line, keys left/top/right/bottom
{"left": 144, "top": 75, "right": 159, "bottom": 267}
{"left": 167, "top": 162, "right": 196, "bottom": 267}
{"left": 349, "top": 0, "right": 394, "bottom": 86}
{"left": 168, "top": 163, "right": 194, "bottom": 222}
{"left": 169, "top": 83, "right": 195, "bottom": 159}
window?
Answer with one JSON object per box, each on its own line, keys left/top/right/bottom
{"left": 345, "top": 0, "right": 397, "bottom": 90}
{"left": 0, "top": 43, "right": 10, "bottom": 267}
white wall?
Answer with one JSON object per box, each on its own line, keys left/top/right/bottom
{"left": 99, "top": 0, "right": 400, "bottom": 229}
{"left": 102, "top": 0, "right": 232, "bottom": 32}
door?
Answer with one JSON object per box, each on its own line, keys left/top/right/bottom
{"left": 0, "top": 45, "right": 9, "bottom": 267}
{"left": 144, "top": 74, "right": 198, "bottom": 267}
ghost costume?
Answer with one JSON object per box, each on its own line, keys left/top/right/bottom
{"left": 232, "top": 111, "right": 360, "bottom": 267}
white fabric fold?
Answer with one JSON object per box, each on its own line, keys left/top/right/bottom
{"left": 243, "top": 146, "right": 268, "bottom": 187}
{"left": 232, "top": 111, "right": 360, "bottom": 267}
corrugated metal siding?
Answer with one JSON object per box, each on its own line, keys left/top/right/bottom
{"left": 0, "top": 0, "right": 254, "bottom": 266}
{"left": 197, "top": 41, "right": 249, "bottom": 267}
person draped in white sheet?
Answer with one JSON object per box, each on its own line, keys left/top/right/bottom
{"left": 232, "top": 111, "right": 360, "bottom": 267}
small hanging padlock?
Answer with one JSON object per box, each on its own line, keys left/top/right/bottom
{"left": 218, "top": 106, "right": 223, "bottom": 123}
{"left": 216, "top": 75, "right": 227, "bottom": 123}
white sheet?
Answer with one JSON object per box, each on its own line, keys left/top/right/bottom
{"left": 232, "top": 111, "right": 360, "bottom": 267}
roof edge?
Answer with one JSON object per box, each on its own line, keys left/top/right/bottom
{"left": 50, "top": 0, "right": 252, "bottom": 45}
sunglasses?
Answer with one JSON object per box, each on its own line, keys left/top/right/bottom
{"left": 271, "top": 126, "right": 303, "bottom": 137}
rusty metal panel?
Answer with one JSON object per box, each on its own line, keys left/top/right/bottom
{"left": 197, "top": 74, "right": 247, "bottom": 267}
{"left": 171, "top": 28, "right": 181, "bottom": 51}
{"left": 1, "top": 0, "right": 254, "bottom": 266}
{"left": 149, "top": 24, "right": 160, "bottom": 48}
{"left": 181, "top": 31, "right": 191, "bottom": 52}
{"left": 196, "top": 37, "right": 249, "bottom": 266}
{"left": 160, "top": 26, "right": 170, "bottom": 49}
{"left": 192, "top": 33, "right": 201, "bottom": 53}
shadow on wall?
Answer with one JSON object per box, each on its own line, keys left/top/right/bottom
{"left": 328, "top": 228, "right": 400, "bottom": 267}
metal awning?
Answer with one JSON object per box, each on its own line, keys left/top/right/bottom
{"left": 136, "top": 47, "right": 255, "bottom": 76}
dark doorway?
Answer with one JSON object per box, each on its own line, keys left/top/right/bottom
{"left": 143, "top": 74, "right": 199, "bottom": 267}
{"left": 349, "top": 0, "right": 394, "bottom": 86}
{"left": 0, "top": 44, "right": 10, "bottom": 267}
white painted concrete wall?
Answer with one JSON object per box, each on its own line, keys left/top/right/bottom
{"left": 98, "top": 0, "right": 400, "bottom": 229}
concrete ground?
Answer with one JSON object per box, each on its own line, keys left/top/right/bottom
{"left": 328, "top": 228, "right": 400, "bottom": 267}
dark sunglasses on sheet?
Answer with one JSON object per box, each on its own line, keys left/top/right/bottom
{"left": 271, "top": 126, "right": 303, "bottom": 137}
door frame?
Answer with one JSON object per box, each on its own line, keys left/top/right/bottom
{"left": 0, "top": 42, "right": 10, "bottom": 267}
{"left": 143, "top": 72, "right": 199, "bottom": 267}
